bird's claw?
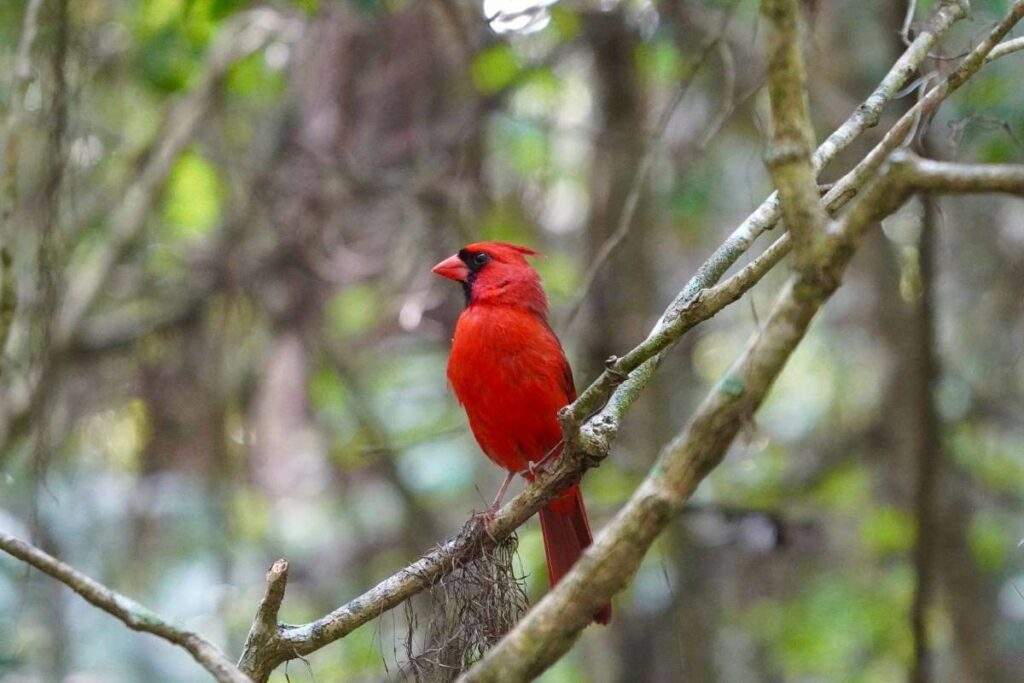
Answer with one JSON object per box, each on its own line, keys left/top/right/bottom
{"left": 471, "top": 507, "right": 499, "bottom": 541}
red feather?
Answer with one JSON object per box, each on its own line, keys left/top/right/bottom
{"left": 435, "top": 242, "right": 611, "bottom": 625}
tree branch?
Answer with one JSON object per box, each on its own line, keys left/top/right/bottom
{"left": 987, "top": 35, "right": 1024, "bottom": 61}
{"left": 817, "top": 0, "right": 1024, "bottom": 219}
{"left": 459, "top": 151, "right": 1024, "bottom": 682}
{"left": 891, "top": 154, "right": 1024, "bottom": 193}
{"left": 0, "top": 531, "right": 250, "bottom": 683}
{"left": 0, "top": 248, "right": 13, "bottom": 368}
{"left": 561, "top": 0, "right": 970, "bottom": 434}
{"left": 233, "top": 2, "right": 984, "bottom": 676}
{"left": 762, "top": 0, "right": 828, "bottom": 267}
{"left": 236, "top": 559, "right": 289, "bottom": 679}
{"left": 234, "top": 218, "right": 790, "bottom": 681}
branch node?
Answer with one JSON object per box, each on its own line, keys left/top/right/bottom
{"left": 237, "top": 558, "right": 291, "bottom": 681}
{"left": 603, "top": 357, "right": 628, "bottom": 384}
{"left": 764, "top": 140, "right": 810, "bottom": 168}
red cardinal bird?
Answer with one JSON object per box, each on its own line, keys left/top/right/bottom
{"left": 433, "top": 241, "right": 611, "bottom": 625}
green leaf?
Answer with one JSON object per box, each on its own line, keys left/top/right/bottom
{"left": 811, "top": 464, "right": 871, "bottom": 512}
{"left": 139, "top": 0, "right": 186, "bottom": 35}
{"left": 308, "top": 366, "right": 348, "bottom": 414}
{"left": 141, "top": 27, "right": 196, "bottom": 92}
{"left": 472, "top": 44, "right": 521, "bottom": 94}
{"left": 860, "top": 506, "right": 914, "bottom": 556}
{"left": 968, "top": 513, "right": 1008, "bottom": 572}
{"left": 548, "top": 6, "right": 581, "bottom": 41}
{"left": 227, "top": 52, "right": 286, "bottom": 101}
{"left": 508, "top": 123, "right": 549, "bottom": 173}
{"left": 162, "top": 149, "right": 223, "bottom": 240}
{"left": 635, "top": 39, "right": 683, "bottom": 87}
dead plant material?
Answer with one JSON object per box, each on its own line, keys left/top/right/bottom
{"left": 398, "top": 521, "right": 529, "bottom": 682}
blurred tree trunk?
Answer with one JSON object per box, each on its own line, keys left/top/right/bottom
{"left": 578, "top": 6, "right": 681, "bottom": 463}
{"left": 581, "top": 10, "right": 729, "bottom": 681}
{"left": 934, "top": 473, "right": 1015, "bottom": 683}
{"left": 907, "top": 191, "right": 940, "bottom": 683}
{"left": 867, "top": 190, "right": 1016, "bottom": 683}
{"left": 580, "top": 9, "right": 654, "bottom": 373}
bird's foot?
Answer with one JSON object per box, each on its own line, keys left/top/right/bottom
{"left": 470, "top": 506, "right": 500, "bottom": 542}
{"left": 523, "top": 460, "right": 550, "bottom": 479}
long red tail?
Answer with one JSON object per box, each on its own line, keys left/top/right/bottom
{"left": 538, "top": 485, "right": 612, "bottom": 625}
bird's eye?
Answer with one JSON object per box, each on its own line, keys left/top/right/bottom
{"left": 473, "top": 252, "right": 490, "bottom": 267}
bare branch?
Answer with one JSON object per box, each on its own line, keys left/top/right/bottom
{"left": 233, "top": 211, "right": 790, "bottom": 679}
{"left": 819, "top": 0, "right": 1024, "bottom": 216}
{"left": 987, "top": 35, "right": 1024, "bottom": 61}
{"left": 459, "top": 151, "right": 1024, "bottom": 683}
{"left": 762, "top": 0, "right": 829, "bottom": 267}
{"left": 567, "top": 0, "right": 1016, "bottom": 454}
{"left": 562, "top": 0, "right": 971, "bottom": 433}
{"left": 891, "top": 154, "right": 1024, "bottom": 194}
{"left": 0, "top": 248, "right": 13, "bottom": 367}
{"left": 237, "top": 560, "right": 289, "bottom": 681}
{"left": 0, "top": 531, "right": 250, "bottom": 683}
{"left": 814, "top": 0, "right": 967, "bottom": 171}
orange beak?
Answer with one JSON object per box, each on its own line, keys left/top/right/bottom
{"left": 432, "top": 254, "right": 470, "bottom": 282}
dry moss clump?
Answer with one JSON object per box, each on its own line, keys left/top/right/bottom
{"left": 399, "top": 524, "right": 529, "bottom": 682}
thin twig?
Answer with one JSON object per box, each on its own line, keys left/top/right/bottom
{"left": 902, "top": 0, "right": 919, "bottom": 45}
{"left": 0, "top": 531, "right": 250, "bottom": 683}
{"left": 0, "top": 0, "right": 45, "bottom": 218}
{"left": 560, "top": 0, "right": 742, "bottom": 330}
{"left": 0, "top": 248, "right": 14, "bottom": 367}
{"left": 762, "top": 0, "right": 829, "bottom": 268}
{"left": 987, "top": 35, "right": 1024, "bottom": 60}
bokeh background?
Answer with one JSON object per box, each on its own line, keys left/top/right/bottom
{"left": 1, "top": 0, "right": 1023, "bottom": 681}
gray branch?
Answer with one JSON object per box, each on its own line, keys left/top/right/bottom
{"left": 987, "top": 35, "right": 1024, "bottom": 61}
{"left": 762, "top": 0, "right": 828, "bottom": 268}
{"left": 0, "top": 531, "right": 250, "bottom": 683}
{"left": 458, "top": 149, "right": 1024, "bottom": 681}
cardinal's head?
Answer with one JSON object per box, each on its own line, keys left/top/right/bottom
{"left": 432, "top": 241, "right": 546, "bottom": 314}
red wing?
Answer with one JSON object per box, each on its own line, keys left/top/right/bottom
{"left": 541, "top": 318, "right": 576, "bottom": 402}
{"left": 560, "top": 356, "right": 577, "bottom": 402}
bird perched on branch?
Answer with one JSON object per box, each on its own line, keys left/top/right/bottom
{"left": 432, "top": 241, "right": 611, "bottom": 625}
